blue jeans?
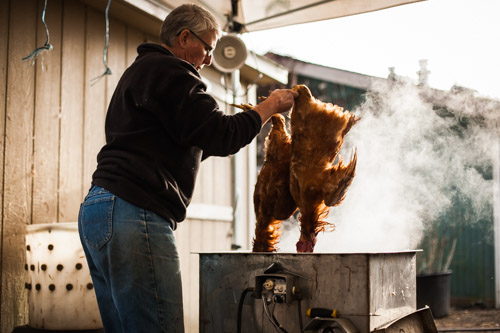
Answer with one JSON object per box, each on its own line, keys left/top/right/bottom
{"left": 78, "top": 185, "right": 184, "bottom": 333}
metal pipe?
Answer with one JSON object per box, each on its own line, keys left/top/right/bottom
{"left": 231, "top": 69, "right": 243, "bottom": 249}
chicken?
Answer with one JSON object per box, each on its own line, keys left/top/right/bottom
{"left": 290, "top": 85, "right": 359, "bottom": 252}
{"left": 252, "top": 114, "right": 297, "bottom": 252}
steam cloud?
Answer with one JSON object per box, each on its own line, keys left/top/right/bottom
{"left": 279, "top": 79, "right": 499, "bottom": 253}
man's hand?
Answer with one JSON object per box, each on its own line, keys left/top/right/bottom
{"left": 253, "top": 89, "right": 298, "bottom": 125}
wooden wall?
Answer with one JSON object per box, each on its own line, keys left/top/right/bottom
{"left": 0, "top": 1, "right": 255, "bottom": 332}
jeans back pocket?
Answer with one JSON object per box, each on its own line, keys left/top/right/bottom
{"left": 80, "top": 194, "right": 115, "bottom": 250}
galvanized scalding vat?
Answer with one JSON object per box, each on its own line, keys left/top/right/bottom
{"left": 199, "top": 251, "right": 418, "bottom": 333}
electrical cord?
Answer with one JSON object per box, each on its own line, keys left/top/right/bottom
{"left": 91, "top": 0, "right": 112, "bottom": 85}
{"left": 237, "top": 287, "right": 254, "bottom": 333}
{"left": 271, "top": 296, "right": 278, "bottom": 317}
{"left": 271, "top": 296, "right": 282, "bottom": 328}
{"left": 237, "top": 285, "right": 302, "bottom": 333}
{"left": 262, "top": 296, "right": 289, "bottom": 333}
{"left": 23, "top": 0, "right": 52, "bottom": 62}
{"left": 262, "top": 296, "right": 282, "bottom": 332}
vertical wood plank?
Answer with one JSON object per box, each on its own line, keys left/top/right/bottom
{"left": 1, "top": 0, "right": 37, "bottom": 331}
{"left": 224, "top": 157, "right": 233, "bottom": 206}
{"left": 0, "top": 0, "right": 9, "bottom": 328}
{"left": 174, "top": 221, "right": 193, "bottom": 333}
{"left": 209, "top": 158, "right": 218, "bottom": 205}
{"left": 188, "top": 220, "right": 203, "bottom": 333}
{"left": 32, "top": 0, "right": 62, "bottom": 224}
{"left": 213, "top": 156, "right": 231, "bottom": 206}
{"left": 59, "top": 0, "right": 85, "bottom": 221}
{"left": 200, "top": 217, "right": 215, "bottom": 250}
{"left": 210, "top": 158, "right": 219, "bottom": 205}
{"left": 200, "top": 158, "right": 214, "bottom": 203}
{"left": 83, "top": 7, "right": 107, "bottom": 191}
{"left": 215, "top": 220, "right": 232, "bottom": 251}
{"left": 105, "top": 17, "right": 126, "bottom": 108}
{"left": 193, "top": 166, "right": 204, "bottom": 204}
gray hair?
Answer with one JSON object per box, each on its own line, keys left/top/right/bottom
{"left": 160, "top": 4, "right": 221, "bottom": 46}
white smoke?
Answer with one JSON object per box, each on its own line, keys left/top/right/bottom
{"left": 278, "top": 79, "right": 499, "bottom": 253}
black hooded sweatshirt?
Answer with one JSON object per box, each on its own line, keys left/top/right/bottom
{"left": 92, "top": 43, "right": 261, "bottom": 229}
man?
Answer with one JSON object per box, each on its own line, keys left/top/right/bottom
{"left": 78, "top": 3, "right": 297, "bottom": 333}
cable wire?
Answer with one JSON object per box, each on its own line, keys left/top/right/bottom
{"left": 91, "top": 0, "right": 112, "bottom": 85}
{"left": 23, "top": 0, "right": 53, "bottom": 63}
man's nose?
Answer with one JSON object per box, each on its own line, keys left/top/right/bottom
{"left": 204, "top": 54, "right": 212, "bottom": 66}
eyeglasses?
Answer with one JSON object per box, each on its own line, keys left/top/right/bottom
{"left": 183, "top": 29, "right": 214, "bottom": 57}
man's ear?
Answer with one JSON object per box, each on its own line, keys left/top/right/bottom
{"left": 177, "top": 29, "right": 190, "bottom": 49}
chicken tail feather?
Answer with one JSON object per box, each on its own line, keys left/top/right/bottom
{"left": 324, "top": 148, "right": 357, "bottom": 207}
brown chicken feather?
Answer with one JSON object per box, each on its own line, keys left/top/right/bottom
{"left": 290, "top": 85, "right": 359, "bottom": 253}
{"left": 253, "top": 114, "right": 297, "bottom": 252}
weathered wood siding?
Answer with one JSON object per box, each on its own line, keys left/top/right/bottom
{"left": 0, "top": 1, "right": 255, "bottom": 332}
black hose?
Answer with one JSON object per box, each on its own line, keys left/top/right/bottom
{"left": 297, "top": 298, "right": 304, "bottom": 333}
{"left": 237, "top": 287, "right": 254, "bottom": 333}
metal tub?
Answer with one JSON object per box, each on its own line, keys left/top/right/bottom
{"left": 199, "top": 251, "right": 417, "bottom": 333}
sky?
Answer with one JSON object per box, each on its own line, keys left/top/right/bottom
{"left": 241, "top": 0, "right": 500, "bottom": 100}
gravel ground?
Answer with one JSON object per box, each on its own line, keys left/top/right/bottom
{"left": 434, "top": 308, "right": 500, "bottom": 332}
